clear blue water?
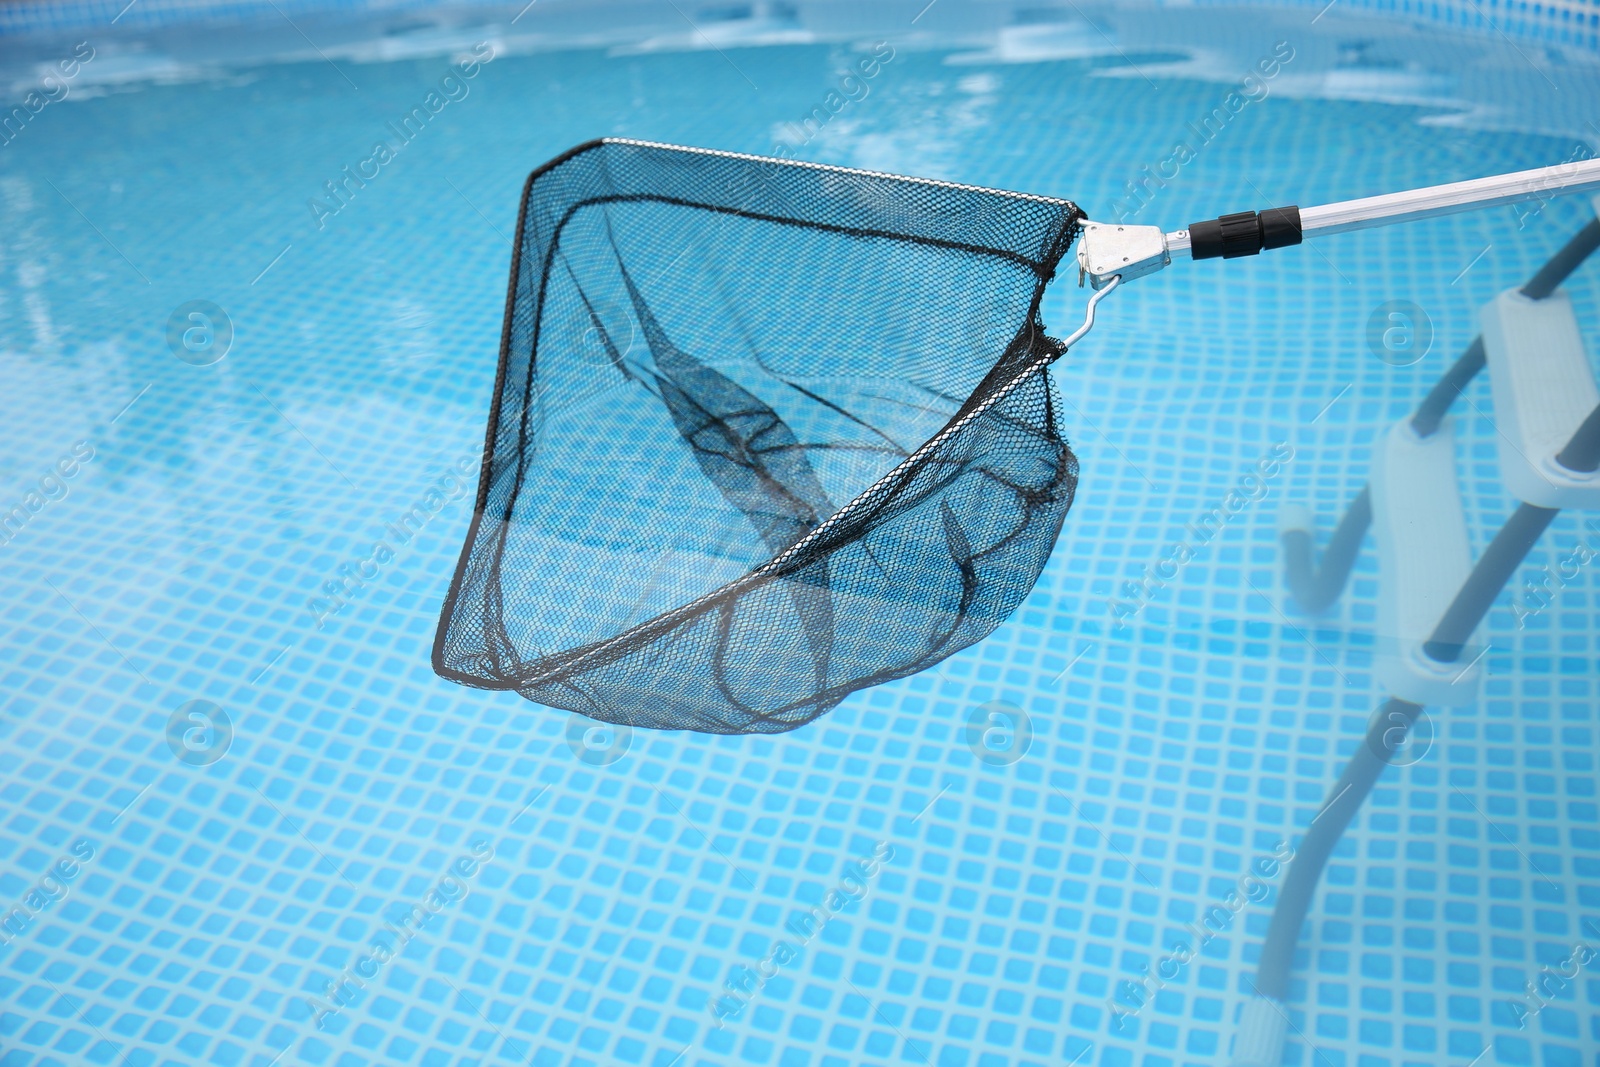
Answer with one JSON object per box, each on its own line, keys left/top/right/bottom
{"left": 2, "top": 4, "right": 1599, "bottom": 1066}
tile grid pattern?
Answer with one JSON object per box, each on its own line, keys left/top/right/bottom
{"left": 0, "top": 22, "right": 1598, "bottom": 1067}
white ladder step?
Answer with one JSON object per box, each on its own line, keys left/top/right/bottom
{"left": 1481, "top": 286, "right": 1600, "bottom": 508}
{"left": 1370, "top": 419, "right": 1483, "bottom": 706}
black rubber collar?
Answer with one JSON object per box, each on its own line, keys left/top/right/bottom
{"left": 1190, "top": 205, "right": 1302, "bottom": 260}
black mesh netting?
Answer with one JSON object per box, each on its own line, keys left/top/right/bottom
{"left": 434, "top": 138, "right": 1087, "bottom": 734}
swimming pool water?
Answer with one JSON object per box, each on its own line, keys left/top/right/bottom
{"left": 2, "top": 3, "right": 1600, "bottom": 1066}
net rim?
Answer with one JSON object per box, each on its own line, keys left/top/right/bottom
{"left": 600, "top": 136, "right": 1081, "bottom": 209}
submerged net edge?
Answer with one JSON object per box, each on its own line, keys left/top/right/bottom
{"left": 450, "top": 330, "right": 1077, "bottom": 708}
{"left": 525, "top": 426, "right": 1083, "bottom": 737}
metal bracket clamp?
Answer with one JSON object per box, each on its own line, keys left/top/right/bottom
{"left": 1075, "top": 221, "right": 1170, "bottom": 289}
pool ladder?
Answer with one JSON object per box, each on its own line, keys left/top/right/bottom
{"left": 1280, "top": 203, "right": 1600, "bottom": 706}
{"left": 1229, "top": 200, "right": 1600, "bottom": 1067}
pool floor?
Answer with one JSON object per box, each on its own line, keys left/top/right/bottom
{"left": 1, "top": 3, "right": 1599, "bottom": 1065}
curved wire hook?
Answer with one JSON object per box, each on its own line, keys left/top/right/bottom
{"left": 1050, "top": 272, "right": 1122, "bottom": 362}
